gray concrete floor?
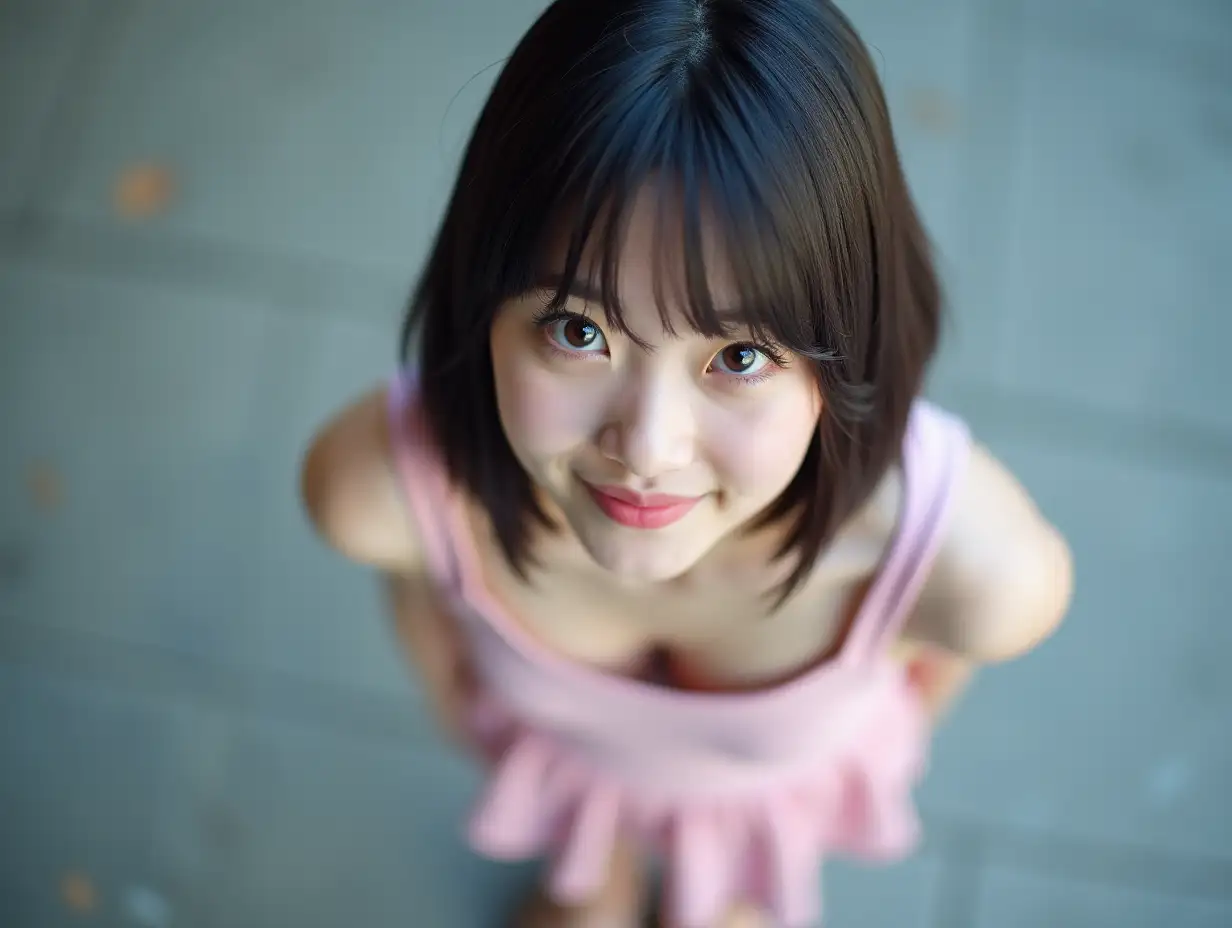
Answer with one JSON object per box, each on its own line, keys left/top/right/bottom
{"left": 1, "top": 0, "right": 1230, "bottom": 925}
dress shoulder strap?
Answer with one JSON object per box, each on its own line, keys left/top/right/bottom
{"left": 842, "top": 400, "right": 972, "bottom": 663}
{"left": 386, "top": 370, "right": 465, "bottom": 592}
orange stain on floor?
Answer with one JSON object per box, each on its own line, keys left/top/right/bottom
{"left": 61, "top": 871, "right": 97, "bottom": 914}
{"left": 27, "top": 460, "right": 63, "bottom": 512}
{"left": 905, "top": 86, "right": 959, "bottom": 135}
{"left": 113, "top": 163, "right": 177, "bottom": 219}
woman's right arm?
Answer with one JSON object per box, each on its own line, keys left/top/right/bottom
{"left": 299, "top": 388, "right": 474, "bottom": 748}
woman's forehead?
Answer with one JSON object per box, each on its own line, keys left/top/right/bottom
{"left": 537, "top": 185, "right": 747, "bottom": 333}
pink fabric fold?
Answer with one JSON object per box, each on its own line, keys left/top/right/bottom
{"left": 464, "top": 679, "right": 930, "bottom": 927}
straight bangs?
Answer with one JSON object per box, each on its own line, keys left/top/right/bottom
{"left": 499, "top": 37, "right": 876, "bottom": 428}
{"left": 538, "top": 112, "right": 831, "bottom": 363}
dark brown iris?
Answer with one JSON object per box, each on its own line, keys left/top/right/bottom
{"left": 718, "top": 345, "right": 757, "bottom": 372}
{"left": 563, "top": 318, "right": 599, "bottom": 348}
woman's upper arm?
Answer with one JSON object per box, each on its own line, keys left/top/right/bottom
{"left": 300, "top": 386, "right": 422, "bottom": 571}
{"left": 908, "top": 443, "right": 1074, "bottom": 663}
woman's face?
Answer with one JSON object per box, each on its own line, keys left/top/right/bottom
{"left": 489, "top": 189, "right": 822, "bottom": 584}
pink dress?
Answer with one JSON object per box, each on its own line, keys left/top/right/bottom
{"left": 388, "top": 374, "right": 971, "bottom": 928}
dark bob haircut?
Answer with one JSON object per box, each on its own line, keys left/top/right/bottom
{"left": 402, "top": 0, "right": 942, "bottom": 603}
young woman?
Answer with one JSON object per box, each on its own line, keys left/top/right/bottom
{"left": 302, "top": 1, "right": 1073, "bottom": 925}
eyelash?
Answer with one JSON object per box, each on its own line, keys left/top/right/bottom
{"left": 530, "top": 308, "right": 607, "bottom": 363}
{"left": 529, "top": 308, "right": 787, "bottom": 385}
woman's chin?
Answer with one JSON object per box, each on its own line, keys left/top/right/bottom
{"left": 574, "top": 524, "right": 708, "bottom": 585}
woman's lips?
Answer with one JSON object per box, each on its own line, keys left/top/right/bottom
{"left": 584, "top": 483, "right": 702, "bottom": 529}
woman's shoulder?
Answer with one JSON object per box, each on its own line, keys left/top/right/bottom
{"left": 300, "top": 382, "right": 423, "bottom": 571}
{"left": 911, "top": 436, "right": 1074, "bottom": 663}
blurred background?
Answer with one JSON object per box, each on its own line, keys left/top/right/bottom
{"left": 1, "top": 0, "right": 1230, "bottom": 925}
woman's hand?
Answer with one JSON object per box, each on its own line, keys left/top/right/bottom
{"left": 894, "top": 641, "right": 975, "bottom": 722}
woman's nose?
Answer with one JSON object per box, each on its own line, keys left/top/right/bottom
{"left": 598, "top": 375, "right": 696, "bottom": 478}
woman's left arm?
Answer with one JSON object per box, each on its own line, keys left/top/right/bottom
{"left": 902, "top": 443, "right": 1075, "bottom": 719}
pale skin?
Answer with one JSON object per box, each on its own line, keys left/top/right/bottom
{"left": 301, "top": 195, "right": 1073, "bottom": 927}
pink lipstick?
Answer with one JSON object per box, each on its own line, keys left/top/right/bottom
{"left": 585, "top": 484, "right": 701, "bottom": 530}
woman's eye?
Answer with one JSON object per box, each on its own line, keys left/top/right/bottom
{"left": 709, "top": 344, "right": 771, "bottom": 377}
{"left": 545, "top": 316, "right": 607, "bottom": 353}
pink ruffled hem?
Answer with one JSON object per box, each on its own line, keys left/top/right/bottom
{"left": 464, "top": 687, "right": 927, "bottom": 928}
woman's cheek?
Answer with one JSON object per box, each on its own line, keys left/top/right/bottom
{"left": 498, "top": 361, "right": 605, "bottom": 455}
{"left": 702, "top": 395, "right": 818, "bottom": 499}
